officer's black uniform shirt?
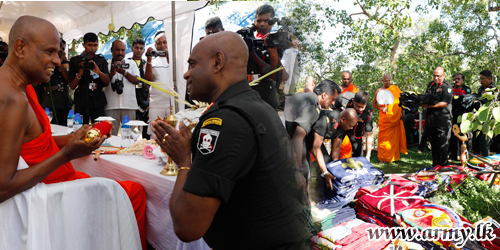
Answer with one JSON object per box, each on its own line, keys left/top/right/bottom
{"left": 69, "top": 53, "right": 109, "bottom": 109}
{"left": 478, "top": 83, "right": 496, "bottom": 95}
{"left": 345, "top": 100, "right": 374, "bottom": 138}
{"left": 284, "top": 92, "right": 320, "bottom": 137}
{"left": 477, "top": 83, "right": 497, "bottom": 104}
{"left": 452, "top": 84, "right": 471, "bottom": 115}
{"left": 425, "top": 80, "right": 453, "bottom": 126}
{"left": 332, "top": 91, "right": 355, "bottom": 110}
{"left": 184, "top": 80, "right": 309, "bottom": 249}
{"left": 305, "top": 110, "right": 346, "bottom": 162}
{"left": 39, "top": 61, "right": 71, "bottom": 109}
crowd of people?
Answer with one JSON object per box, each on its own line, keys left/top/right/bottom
{"left": 0, "top": 3, "right": 498, "bottom": 249}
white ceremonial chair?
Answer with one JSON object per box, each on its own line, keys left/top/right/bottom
{"left": 0, "top": 157, "right": 141, "bottom": 250}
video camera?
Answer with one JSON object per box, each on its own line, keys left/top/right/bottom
{"left": 116, "top": 62, "right": 130, "bottom": 69}
{"left": 80, "top": 53, "right": 94, "bottom": 70}
{"left": 150, "top": 50, "right": 167, "bottom": 58}
{"left": 236, "top": 17, "right": 293, "bottom": 50}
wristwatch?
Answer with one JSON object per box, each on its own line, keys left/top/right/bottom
{"left": 321, "top": 171, "right": 329, "bottom": 177}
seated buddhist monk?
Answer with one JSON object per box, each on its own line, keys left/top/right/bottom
{"left": 0, "top": 16, "right": 146, "bottom": 249}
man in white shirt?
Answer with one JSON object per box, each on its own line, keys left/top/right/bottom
{"left": 105, "top": 40, "right": 141, "bottom": 135}
{"left": 146, "top": 31, "right": 174, "bottom": 137}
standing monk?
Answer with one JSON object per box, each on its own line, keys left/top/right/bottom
{"left": 339, "top": 71, "right": 358, "bottom": 158}
{"left": 373, "top": 74, "right": 407, "bottom": 163}
{"left": 0, "top": 16, "right": 147, "bottom": 249}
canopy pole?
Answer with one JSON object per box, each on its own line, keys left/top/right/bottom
{"left": 171, "top": 1, "right": 178, "bottom": 113}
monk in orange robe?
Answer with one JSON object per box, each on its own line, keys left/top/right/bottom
{"left": 373, "top": 74, "right": 408, "bottom": 163}
{"left": 0, "top": 16, "right": 145, "bottom": 249}
{"left": 339, "top": 71, "right": 358, "bottom": 158}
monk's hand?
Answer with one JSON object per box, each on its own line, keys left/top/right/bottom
{"left": 382, "top": 106, "right": 388, "bottom": 113}
{"left": 63, "top": 124, "right": 106, "bottom": 160}
{"left": 91, "top": 122, "right": 113, "bottom": 138}
{"left": 152, "top": 121, "right": 191, "bottom": 166}
{"left": 324, "top": 172, "right": 336, "bottom": 191}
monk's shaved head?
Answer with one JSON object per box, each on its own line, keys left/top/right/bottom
{"left": 9, "top": 16, "right": 58, "bottom": 53}
{"left": 184, "top": 31, "right": 249, "bottom": 103}
{"left": 5, "top": 15, "right": 60, "bottom": 84}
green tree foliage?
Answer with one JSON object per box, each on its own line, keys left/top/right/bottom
{"left": 286, "top": 0, "right": 499, "bottom": 131}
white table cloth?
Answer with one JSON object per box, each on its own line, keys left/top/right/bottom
{"left": 1, "top": 157, "right": 141, "bottom": 250}
{"left": 72, "top": 136, "right": 209, "bottom": 250}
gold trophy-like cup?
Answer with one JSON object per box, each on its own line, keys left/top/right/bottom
{"left": 161, "top": 106, "right": 179, "bottom": 176}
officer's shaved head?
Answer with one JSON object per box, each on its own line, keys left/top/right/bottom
{"left": 9, "top": 16, "right": 58, "bottom": 53}
{"left": 339, "top": 108, "right": 358, "bottom": 131}
{"left": 195, "top": 31, "right": 248, "bottom": 73}
{"left": 184, "top": 31, "right": 248, "bottom": 103}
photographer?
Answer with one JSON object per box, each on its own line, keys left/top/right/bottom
{"left": 130, "top": 38, "right": 153, "bottom": 139}
{"left": 245, "top": 4, "right": 288, "bottom": 109}
{"left": 201, "top": 16, "right": 225, "bottom": 40}
{"left": 69, "top": 32, "right": 110, "bottom": 124}
{"left": 145, "top": 31, "right": 174, "bottom": 137}
{"left": 36, "top": 38, "right": 72, "bottom": 126}
{"left": 105, "top": 40, "right": 141, "bottom": 135}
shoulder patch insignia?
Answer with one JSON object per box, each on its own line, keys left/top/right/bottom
{"left": 448, "top": 88, "right": 452, "bottom": 93}
{"left": 197, "top": 128, "right": 220, "bottom": 155}
{"left": 326, "top": 117, "right": 330, "bottom": 124}
{"left": 202, "top": 117, "right": 222, "bottom": 127}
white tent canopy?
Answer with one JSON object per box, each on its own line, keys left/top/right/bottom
{"left": 0, "top": 1, "right": 208, "bottom": 112}
{"left": 0, "top": 1, "right": 207, "bottom": 42}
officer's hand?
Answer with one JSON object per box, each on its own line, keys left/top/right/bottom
{"left": 146, "top": 47, "right": 153, "bottom": 58}
{"left": 78, "top": 61, "right": 85, "bottom": 71}
{"left": 90, "top": 60, "right": 100, "bottom": 73}
{"left": 152, "top": 121, "right": 191, "bottom": 167}
{"left": 178, "top": 121, "right": 192, "bottom": 141}
{"left": 62, "top": 124, "right": 106, "bottom": 160}
{"left": 324, "top": 172, "right": 336, "bottom": 191}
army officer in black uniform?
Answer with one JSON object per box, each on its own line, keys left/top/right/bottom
{"left": 151, "top": 32, "right": 310, "bottom": 249}
{"left": 423, "top": 67, "right": 453, "bottom": 166}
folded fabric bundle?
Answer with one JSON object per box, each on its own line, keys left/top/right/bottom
{"left": 481, "top": 228, "right": 500, "bottom": 250}
{"left": 315, "top": 219, "right": 390, "bottom": 250}
{"left": 383, "top": 174, "right": 422, "bottom": 196}
{"left": 315, "top": 200, "right": 358, "bottom": 230}
{"left": 324, "top": 157, "right": 385, "bottom": 203}
{"left": 356, "top": 184, "right": 384, "bottom": 199}
{"left": 310, "top": 235, "right": 338, "bottom": 250}
{"left": 356, "top": 185, "right": 428, "bottom": 227}
{"left": 395, "top": 203, "right": 463, "bottom": 230}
